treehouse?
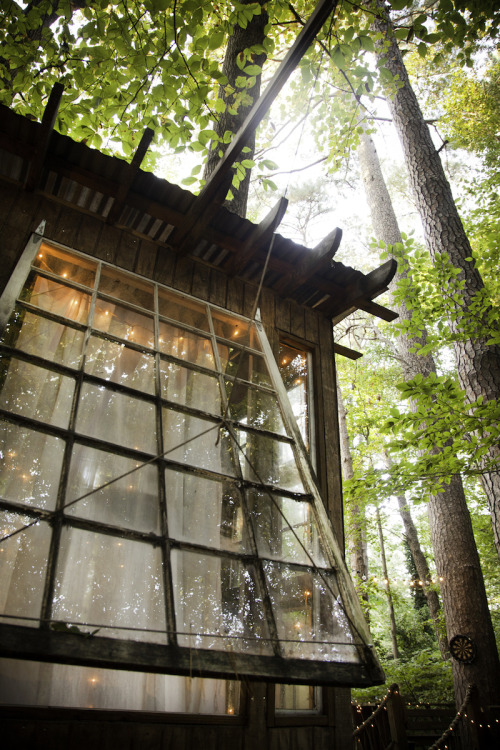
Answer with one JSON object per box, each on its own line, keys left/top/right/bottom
{"left": 0, "top": 84, "right": 397, "bottom": 748}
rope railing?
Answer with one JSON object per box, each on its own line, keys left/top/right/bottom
{"left": 428, "top": 684, "right": 474, "bottom": 750}
{"left": 352, "top": 682, "right": 400, "bottom": 744}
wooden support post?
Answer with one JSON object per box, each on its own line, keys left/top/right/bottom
{"left": 107, "top": 127, "right": 154, "bottom": 224}
{"left": 25, "top": 82, "right": 64, "bottom": 191}
{"left": 229, "top": 196, "right": 288, "bottom": 275}
{"left": 386, "top": 685, "right": 408, "bottom": 749}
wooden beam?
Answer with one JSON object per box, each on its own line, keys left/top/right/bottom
{"left": 25, "top": 82, "right": 64, "bottom": 191}
{"left": 172, "top": 171, "right": 234, "bottom": 253}
{"left": 229, "top": 196, "right": 288, "bottom": 275}
{"left": 170, "top": 0, "right": 337, "bottom": 248}
{"left": 318, "top": 259, "right": 397, "bottom": 318}
{"left": 106, "top": 127, "right": 154, "bottom": 224}
{"left": 357, "top": 299, "right": 398, "bottom": 322}
{"left": 334, "top": 343, "right": 363, "bottom": 360}
{"left": 273, "top": 227, "right": 342, "bottom": 296}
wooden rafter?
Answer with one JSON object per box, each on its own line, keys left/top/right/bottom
{"left": 229, "top": 197, "right": 288, "bottom": 276}
{"left": 318, "top": 259, "right": 397, "bottom": 318}
{"left": 272, "top": 227, "right": 342, "bottom": 296}
{"left": 106, "top": 127, "right": 154, "bottom": 224}
{"left": 24, "top": 82, "right": 63, "bottom": 192}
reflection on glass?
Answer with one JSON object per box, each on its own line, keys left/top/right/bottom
{"left": 234, "top": 428, "right": 304, "bottom": 492}
{"left": 53, "top": 528, "right": 166, "bottom": 643}
{"left": 264, "top": 561, "right": 357, "bottom": 661}
{"left": 33, "top": 244, "right": 97, "bottom": 288}
{"left": 217, "top": 344, "right": 271, "bottom": 387}
{"left": 2, "top": 307, "right": 85, "bottom": 369}
{"left": 0, "top": 511, "right": 51, "bottom": 626}
{"left": 99, "top": 267, "right": 154, "bottom": 311}
{"left": 225, "top": 380, "right": 285, "bottom": 434}
{"left": 247, "top": 490, "right": 327, "bottom": 566}
{"left": 158, "top": 289, "right": 210, "bottom": 332}
{"left": 76, "top": 383, "right": 156, "bottom": 454}
{"left": 0, "top": 421, "right": 64, "bottom": 511}
{"left": 275, "top": 683, "right": 320, "bottom": 712}
{"left": 21, "top": 273, "right": 91, "bottom": 324}
{"left": 159, "top": 321, "right": 215, "bottom": 369}
{"left": 65, "top": 444, "right": 160, "bottom": 533}
{"left": 278, "top": 343, "right": 311, "bottom": 450}
{"left": 85, "top": 336, "right": 155, "bottom": 394}
{"left": 172, "top": 549, "right": 271, "bottom": 654}
{"left": 211, "top": 312, "right": 261, "bottom": 350}
{"left": 165, "top": 470, "right": 247, "bottom": 553}
{"left": 93, "top": 298, "right": 154, "bottom": 348}
{"left": 0, "top": 658, "right": 240, "bottom": 714}
{"left": 162, "top": 409, "right": 236, "bottom": 476}
{"left": 0, "top": 356, "right": 74, "bottom": 429}
{"left": 160, "top": 360, "right": 221, "bottom": 414}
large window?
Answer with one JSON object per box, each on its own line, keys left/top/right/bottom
{"left": 0, "top": 240, "right": 381, "bottom": 705}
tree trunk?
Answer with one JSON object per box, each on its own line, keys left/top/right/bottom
{"left": 337, "top": 384, "right": 370, "bottom": 618}
{"left": 369, "top": 0, "right": 500, "bottom": 562}
{"left": 376, "top": 507, "right": 399, "bottom": 659}
{"left": 203, "top": 0, "right": 268, "bottom": 218}
{"left": 358, "top": 129, "right": 500, "bottom": 708}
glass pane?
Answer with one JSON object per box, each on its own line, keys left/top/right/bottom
{"left": 159, "top": 321, "right": 215, "bottom": 370}
{"left": 165, "top": 469, "right": 248, "bottom": 553}
{"left": 0, "top": 511, "right": 51, "bottom": 626}
{"left": 279, "top": 343, "right": 311, "bottom": 449}
{"left": 85, "top": 335, "right": 155, "bottom": 394}
{"left": 162, "top": 409, "right": 237, "bottom": 476}
{"left": 33, "top": 244, "right": 97, "bottom": 288}
{"left": 158, "top": 289, "right": 210, "bottom": 332}
{"left": 217, "top": 344, "right": 272, "bottom": 387}
{"left": 2, "top": 307, "right": 85, "bottom": 369}
{"left": 0, "top": 421, "right": 64, "bottom": 511}
{"left": 212, "top": 311, "right": 261, "bottom": 349}
{"left": 21, "top": 273, "right": 91, "bottom": 324}
{"left": 160, "top": 360, "right": 221, "bottom": 414}
{"left": 0, "top": 659, "right": 239, "bottom": 714}
{"left": 0, "top": 356, "right": 75, "bottom": 429}
{"left": 275, "top": 683, "right": 320, "bottom": 712}
{"left": 99, "top": 267, "right": 154, "bottom": 311}
{"left": 52, "top": 528, "right": 166, "bottom": 643}
{"left": 225, "top": 380, "right": 285, "bottom": 435}
{"left": 76, "top": 383, "right": 156, "bottom": 454}
{"left": 172, "top": 549, "right": 272, "bottom": 655}
{"left": 93, "top": 298, "right": 154, "bottom": 349}
{"left": 234, "top": 428, "right": 304, "bottom": 492}
{"left": 247, "top": 490, "right": 327, "bottom": 566}
{"left": 264, "top": 562, "right": 358, "bottom": 661}
{"left": 65, "top": 444, "right": 160, "bottom": 533}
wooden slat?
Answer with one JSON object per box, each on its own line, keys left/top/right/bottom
{"left": 357, "top": 299, "right": 398, "bottom": 322}
{"left": 272, "top": 227, "right": 342, "bottom": 296}
{"left": 333, "top": 342, "right": 363, "bottom": 360}
{"left": 229, "top": 197, "right": 288, "bottom": 276}
{"left": 106, "top": 127, "right": 154, "bottom": 225}
{"left": 25, "top": 82, "right": 64, "bottom": 191}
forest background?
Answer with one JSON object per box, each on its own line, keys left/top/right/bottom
{"left": 1, "top": 0, "right": 500, "bottom": 708}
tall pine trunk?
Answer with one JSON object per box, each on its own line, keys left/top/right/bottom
{"left": 358, "top": 130, "right": 500, "bottom": 708}
{"left": 369, "top": 0, "right": 500, "bottom": 562}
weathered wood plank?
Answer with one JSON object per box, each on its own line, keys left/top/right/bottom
{"left": 304, "top": 307, "right": 320, "bottom": 345}
{"left": 93, "top": 223, "right": 121, "bottom": 264}
{"left": 75, "top": 212, "right": 103, "bottom": 256}
{"left": 209, "top": 268, "right": 227, "bottom": 308}
{"left": 226, "top": 275, "right": 245, "bottom": 316}
{"left": 191, "top": 261, "right": 210, "bottom": 302}
{"left": 243, "top": 281, "right": 257, "bottom": 319}
{"left": 275, "top": 297, "right": 291, "bottom": 334}
{"left": 116, "top": 231, "right": 140, "bottom": 273}
{"left": 51, "top": 205, "right": 82, "bottom": 249}
{"left": 135, "top": 238, "right": 158, "bottom": 278}
{"left": 154, "top": 247, "right": 176, "bottom": 287}
{"left": 173, "top": 254, "right": 194, "bottom": 294}
{"left": 290, "top": 301, "right": 305, "bottom": 340}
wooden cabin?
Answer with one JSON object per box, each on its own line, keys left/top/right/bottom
{"left": 0, "top": 95, "right": 397, "bottom": 749}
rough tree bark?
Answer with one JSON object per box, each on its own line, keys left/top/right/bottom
{"left": 369, "top": 0, "right": 500, "bottom": 563}
{"left": 358, "top": 130, "right": 500, "bottom": 708}
{"left": 376, "top": 506, "right": 399, "bottom": 659}
{"left": 203, "top": 0, "right": 268, "bottom": 218}
{"left": 337, "top": 385, "right": 370, "bottom": 618}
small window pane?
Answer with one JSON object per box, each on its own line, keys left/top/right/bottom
{"left": 165, "top": 470, "right": 248, "bottom": 553}
{"left": 2, "top": 307, "right": 85, "bottom": 369}
{"left": 162, "top": 409, "right": 237, "bottom": 476}
{"left": 217, "top": 344, "right": 272, "bottom": 387}
{"left": 234, "top": 428, "right": 304, "bottom": 492}
{"left": 93, "top": 298, "right": 154, "bottom": 348}
{"left": 21, "top": 273, "right": 91, "bottom": 324}
{"left": 212, "top": 311, "right": 261, "bottom": 350}
{"left": 225, "top": 380, "right": 285, "bottom": 435}
{"left": 85, "top": 336, "right": 155, "bottom": 394}
{"left": 0, "top": 511, "right": 51, "bottom": 626}
{"left": 159, "top": 321, "right": 215, "bottom": 369}
{"left": 275, "top": 684, "right": 321, "bottom": 712}
{"left": 264, "top": 562, "right": 358, "bottom": 661}
{"left": 99, "top": 267, "right": 154, "bottom": 310}
{"left": 160, "top": 360, "right": 221, "bottom": 414}
{"left": 0, "top": 356, "right": 75, "bottom": 429}
{"left": 0, "top": 421, "right": 64, "bottom": 511}
{"left": 65, "top": 444, "right": 160, "bottom": 533}
{"left": 158, "top": 289, "right": 210, "bottom": 332}
{"left": 33, "top": 245, "right": 97, "bottom": 288}
{"left": 52, "top": 528, "right": 166, "bottom": 643}
{"left": 247, "top": 490, "right": 327, "bottom": 566}
{"left": 172, "top": 549, "right": 272, "bottom": 655}
{"left": 76, "top": 383, "right": 156, "bottom": 454}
